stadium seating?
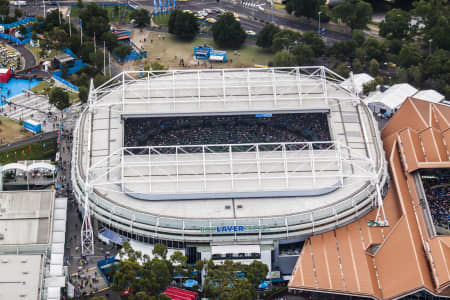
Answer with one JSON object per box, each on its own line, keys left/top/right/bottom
{"left": 124, "top": 113, "right": 330, "bottom": 150}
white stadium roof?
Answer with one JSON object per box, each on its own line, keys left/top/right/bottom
{"left": 414, "top": 89, "right": 445, "bottom": 103}
{"left": 72, "top": 67, "right": 388, "bottom": 243}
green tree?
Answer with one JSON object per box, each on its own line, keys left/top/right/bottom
{"left": 168, "top": 10, "right": 199, "bottom": 40}
{"left": 14, "top": 8, "right": 23, "bottom": 19}
{"left": 352, "top": 30, "right": 365, "bottom": 47}
{"left": 292, "top": 44, "right": 314, "bottom": 65}
{"left": 49, "top": 87, "right": 70, "bottom": 110}
{"left": 334, "top": 63, "right": 350, "bottom": 77}
{"left": 212, "top": 13, "right": 246, "bottom": 49}
{"left": 246, "top": 260, "right": 268, "bottom": 288}
{"left": 423, "top": 49, "right": 450, "bottom": 82}
{"left": 256, "top": 23, "right": 280, "bottom": 49}
{"left": 271, "top": 29, "right": 301, "bottom": 52}
{"left": 152, "top": 243, "right": 168, "bottom": 260}
{"left": 48, "top": 27, "right": 69, "bottom": 50}
{"left": 397, "top": 43, "right": 422, "bottom": 68}
{"left": 352, "top": 58, "right": 363, "bottom": 73}
{"left": 380, "top": 9, "right": 411, "bottom": 40}
{"left": 44, "top": 9, "right": 64, "bottom": 32}
{"left": 332, "top": 0, "right": 372, "bottom": 30}
{"left": 362, "top": 38, "right": 386, "bottom": 63}
{"left": 113, "top": 44, "right": 133, "bottom": 62}
{"left": 0, "top": 0, "right": 9, "bottom": 17}
{"left": 131, "top": 8, "right": 150, "bottom": 31}
{"left": 18, "top": 25, "right": 27, "bottom": 36}
{"left": 94, "top": 74, "right": 110, "bottom": 88}
{"left": 79, "top": 3, "right": 110, "bottom": 40}
{"left": 269, "top": 51, "right": 296, "bottom": 67}
{"left": 394, "top": 67, "right": 409, "bottom": 83}
{"left": 79, "top": 86, "right": 89, "bottom": 103}
{"left": 408, "top": 65, "right": 423, "bottom": 87}
{"left": 170, "top": 251, "right": 188, "bottom": 285}
{"left": 301, "top": 31, "right": 325, "bottom": 56}
{"left": 368, "top": 59, "right": 379, "bottom": 76}
{"left": 285, "top": 0, "right": 324, "bottom": 20}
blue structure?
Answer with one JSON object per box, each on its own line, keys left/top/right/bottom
{"left": 97, "top": 257, "right": 118, "bottom": 284}
{"left": 194, "top": 46, "right": 227, "bottom": 62}
{"left": 52, "top": 74, "right": 79, "bottom": 92}
{"left": 0, "top": 17, "right": 36, "bottom": 30}
{"left": 24, "top": 120, "right": 42, "bottom": 134}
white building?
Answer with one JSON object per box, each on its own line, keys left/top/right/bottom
{"left": 414, "top": 89, "right": 445, "bottom": 103}
{"left": 340, "top": 73, "right": 374, "bottom": 97}
{"left": 365, "top": 83, "right": 418, "bottom": 115}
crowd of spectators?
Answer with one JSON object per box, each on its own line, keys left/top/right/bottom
{"left": 422, "top": 173, "right": 450, "bottom": 232}
{"left": 124, "top": 113, "right": 330, "bottom": 149}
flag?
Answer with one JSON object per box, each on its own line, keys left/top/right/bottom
{"left": 43, "top": 143, "right": 46, "bottom": 148}
{"left": 163, "top": 0, "right": 167, "bottom": 9}
{"left": 158, "top": 0, "right": 162, "bottom": 11}
{"left": 153, "top": 0, "right": 157, "bottom": 13}
{"left": 27, "top": 146, "right": 30, "bottom": 151}
{"left": 173, "top": 0, "right": 176, "bottom": 8}
{"left": 167, "top": 0, "right": 171, "bottom": 9}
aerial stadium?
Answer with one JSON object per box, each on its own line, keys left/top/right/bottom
{"left": 71, "top": 67, "right": 389, "bottom": 274}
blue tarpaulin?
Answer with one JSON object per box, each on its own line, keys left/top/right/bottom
{"left": 183, "top": 279, "right": 198, "bottom": 288}
{"left": 258, "top": 281, "right": 270, "bottom": 289}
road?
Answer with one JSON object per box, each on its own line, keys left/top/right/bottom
{"left": 18, "top": 0, "right": 351, "bottom": 45}
{"left": 0, "top": 131, "right": 57, "bottom": 152}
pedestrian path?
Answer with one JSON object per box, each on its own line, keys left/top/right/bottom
{"left": 1, "top": 91, "right": 61, "bottom": 132}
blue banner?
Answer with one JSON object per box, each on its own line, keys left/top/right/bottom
{"left": 153, "top": 0, "right": 158, "bottom": 13}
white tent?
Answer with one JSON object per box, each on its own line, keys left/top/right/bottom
{"left": 414, "top": 89, "right": 445, "bottom": 103}
{"left": 365, "top": 83, "right": 418, "bottom": 115}
{"left": 340, "top": 73, "right": 374, "bottom": 97}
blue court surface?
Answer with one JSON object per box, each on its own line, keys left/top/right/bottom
{"left": 0, "top": 78, "right": 42, "bottom": 105}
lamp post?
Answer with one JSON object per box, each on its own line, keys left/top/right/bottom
{"left": 318, "top": 11, "right": 322, "bottom": 35}
{"left": 428, "top": 39, "right": 432, "bottom": 56}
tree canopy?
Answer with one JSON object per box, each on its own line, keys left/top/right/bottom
{"left": 131, "top": 9, "right": 150, "bottom": 30}
{"left": 212, "top": 13, "right": 246, "bottom": 49}
{"left": 79, "top": 3, "right": 110, "bottom": 39}
{"left": 285, "top": 0, "right": 324, "bottom": 19}
{"left": 256, "top": 23, "right": 280, "bottom": 49}
{"left": 379, "top": 8, "right": 412, "bottom": 40}
{"left": 49, "top": 87, "right": 70, "bottom": 110}
{"left": 332, "top": 0, "right": 373, "bottom": 30}
{"left": 168, "top": 10, "right": 199, "bottom": 41}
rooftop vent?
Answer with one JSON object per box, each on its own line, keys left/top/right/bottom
{"left": 1, "top": 259, "right": 8, "bottom": 263}
{"left": 225, "top": 205, "right": 231, "bottom": 209}
{"left": 237, "top": 205, "right": 243, "bottom": 209}
{"left": 0, "top": 233, "right": 4, "bottom": 240}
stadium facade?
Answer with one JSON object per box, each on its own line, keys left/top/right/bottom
{"left": 72, "top": 67, "right": 388, "bottom": 274}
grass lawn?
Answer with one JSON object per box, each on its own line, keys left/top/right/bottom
{"left": 153, "top": 13, "right": 170, "bottom": 26}
{"left": 0, "top": 138, "right": 57, "bottom": 164}
{"left": 139, "top": 32, "right": 273, "bottom": 69}
{"left": 71, "top": 6, "right": 132, "bottom": 23}
{"left": 0, "top": 117, "right": 32, "bottom": 145}
{"left": 31, "top": 81, "right": 51, "bottom": 95}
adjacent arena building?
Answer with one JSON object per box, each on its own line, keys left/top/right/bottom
{"left": 71, "top": 67, "right": 388, "bottom": 275}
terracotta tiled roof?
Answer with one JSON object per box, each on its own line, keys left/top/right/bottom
{"left": 289, "top": 98, "right": 450, "bottom": 299}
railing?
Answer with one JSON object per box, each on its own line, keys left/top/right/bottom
{"left": 69, "top": 68, "right": 388, "bottom": 243}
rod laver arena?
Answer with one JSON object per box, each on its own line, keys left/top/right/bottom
{"left": 72, "top": 67, "right": 388, "bottom": 273}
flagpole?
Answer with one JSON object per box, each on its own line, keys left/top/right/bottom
{"left": 108, "top": 51, "right": 111, "bottom": 76}
{"left": 80, "top": 18, "right": 83, "bottom": 45}
{"left": 103, "top": 40, "right": 106, "bottom": 75}
{"left": 69, "top": 14, "right": 71, "bottom": 37}
{"left": 94, "top": 33, "right": 96, "bottom": 54}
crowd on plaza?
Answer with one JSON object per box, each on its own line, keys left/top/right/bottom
{"left": 124, "top": 114, "right": 330, "bottom": 148}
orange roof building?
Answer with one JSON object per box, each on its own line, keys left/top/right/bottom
{"left": 289, "top": 98, "right": 450, "bottom": 299}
